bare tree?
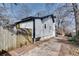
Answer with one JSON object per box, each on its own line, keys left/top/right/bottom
{"left": 54, "top": 3, "right": 75, "bottom": 36}
{"left": 72, "top": 3, "right": 79, "bottom": 36}
{"left": 0, "top": 3, "right": 10, "bottom": 27}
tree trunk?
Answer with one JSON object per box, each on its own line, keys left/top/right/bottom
{"left": 72, "top": 3, "right": 79, "bottom": 36}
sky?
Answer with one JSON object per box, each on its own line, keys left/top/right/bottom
{"left": 0, "top": 3, "right": 59, "bottom": 23}
{"left": 27, "top": 3, "right": 58, "bottom": 15}
{"left": 0, "top": 3, "right": 76, "bottom": 31}
{"left": 0, "top": 3, "right": 68, "bottom": 23}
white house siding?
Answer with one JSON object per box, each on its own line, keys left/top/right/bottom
{"left": 35, "top": 17, "right": 55, "bottom": 38}
{"left": 35, "top": 19, "right": 43, "bottom": 38}
{"left": 42, "top": 17, "right": 55, "bottom": 37}
{"left": 52, "top": 23, "right": 55, "bottom": 37}
{"left": 16, "top": 17, "right": 55, "bottom": 40}
{"left": 20, "top": 21, "right": 33, "bottom": 38}
{"left": 42, "top": 17, "right": 51, "bottom": 36}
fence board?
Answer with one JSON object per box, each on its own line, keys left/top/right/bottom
{"left": 0, "top": 27, "right": 32, "bottom": 51}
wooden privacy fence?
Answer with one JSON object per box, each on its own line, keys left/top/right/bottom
{"left": 0, "top": 26, "right": 32, "bottom": 51}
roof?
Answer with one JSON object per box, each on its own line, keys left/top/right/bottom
{"left": 8, "top": 14, "right": 56, "bottom": 27}
{"left": 15, "top": 14, "right": 55, "bottom": 24}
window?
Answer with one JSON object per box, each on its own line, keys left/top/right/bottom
{"left": 44, "top": 24, "right": 46, "bottom": 29}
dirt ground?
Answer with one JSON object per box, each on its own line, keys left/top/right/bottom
{"left": 8, "top": 36, "right": 79, "bottom": 56}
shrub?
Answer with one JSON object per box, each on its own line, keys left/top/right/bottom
{"left": 68, "top": 36, "right": 77, "bottom": 43}
{"left": 68, "top": 31, "right": 79, "bottom": 43}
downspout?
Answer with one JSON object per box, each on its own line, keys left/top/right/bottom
{"left": 51, "top": 15, "right": 55, "bottom": 23}
{"left": 33, "top": 18, "right": 35, "bottom": 43}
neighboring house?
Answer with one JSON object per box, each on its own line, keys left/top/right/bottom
{"left": 12, "top": 14, "right": 56, "bottom": 42}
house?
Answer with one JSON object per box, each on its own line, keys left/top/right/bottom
{"left": 0, "top": 14, "right": 55, "bottom": 52}
{"left": 12, "top": 14, "right": 56, "bottom": 43}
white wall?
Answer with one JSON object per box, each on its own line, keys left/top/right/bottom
{"left": 35, "top": 17, "right": 55, "bottom": 38}
{"left": 42, "top": 17, "right": 55, "bottom": 37}
{"left": 35, "top": 19, "right": 43, "bottom": 38}
{"left": 18, "top": 17, "right": 55, "bottom": 39}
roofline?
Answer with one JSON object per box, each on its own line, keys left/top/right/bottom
{"left": 22, "top": 14, "right": 55, "bottom": 20}
{"left": 11, "top": 14, "right": 56, "bottom": 26}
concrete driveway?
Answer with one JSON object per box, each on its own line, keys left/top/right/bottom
{"left": 9, "top": 36, "right": 79, "bottom": 56}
